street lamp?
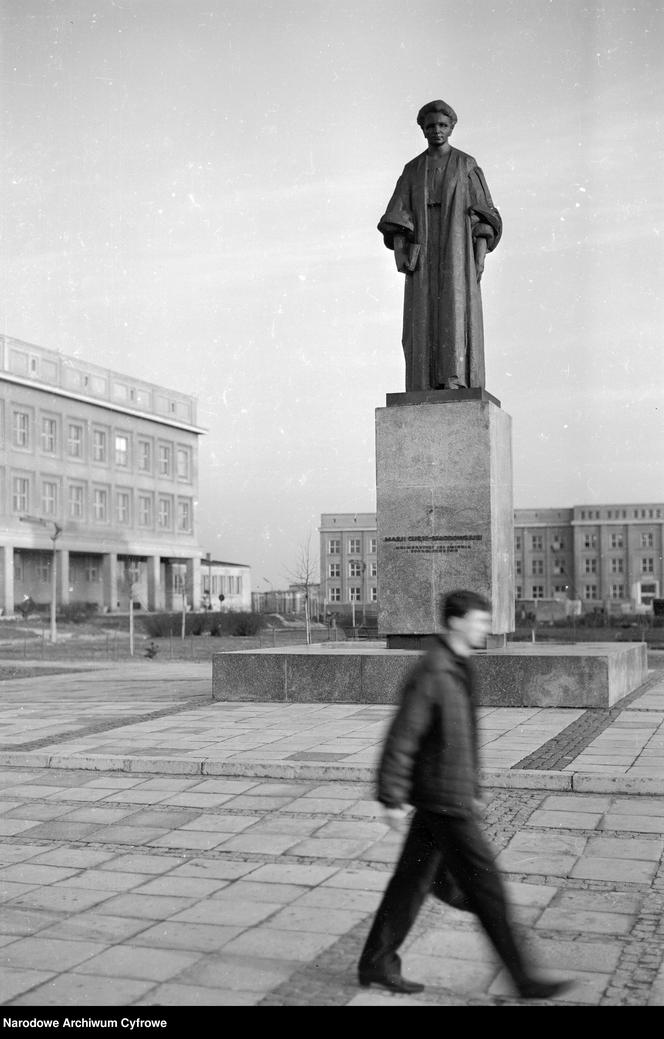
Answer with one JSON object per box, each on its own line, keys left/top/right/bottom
{"left": 19, "top": 515, "right": 62, "bottom": 643}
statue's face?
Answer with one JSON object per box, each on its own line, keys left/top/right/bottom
{"left": 422, "top": 112, "right": 454, "bottom": 147}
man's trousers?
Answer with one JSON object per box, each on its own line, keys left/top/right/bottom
{"left": 358, "top": 808, "right": 530, "bottom": 987}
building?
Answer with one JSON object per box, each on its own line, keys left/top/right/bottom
{"left": 516, "top": 503, "right": 664, "bottom": 611}
{"left": 200, "top": 556, "right": 252, "bottom": 612}
{"left": 251, "top": 585, "right": 322, "bottom": 617}
{"left": 322, "top": 504, "right": 664, "bottom": 614}
{"left": 1, "top": 335, "right": 205, "bottom": 615}
{"left": 319, "top": 513, "right": 378, "bottom": 615}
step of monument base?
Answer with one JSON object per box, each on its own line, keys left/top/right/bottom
{"left": 212, "top": 642, "right": 648, "bottom": 709}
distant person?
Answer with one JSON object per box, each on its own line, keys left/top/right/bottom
{"left": 144, "top": 641, "right": 158, "bottom": 659}
{"left": 17, "top": 595, "right": 35, "bottom": 619}
{"left": 357, "top": 589, "right": 572, "bottom": 1001}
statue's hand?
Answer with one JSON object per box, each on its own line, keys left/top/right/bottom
{"left": 393, "top": 235, "right": 410, "bottom": 274}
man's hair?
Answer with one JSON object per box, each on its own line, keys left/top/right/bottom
{"left": 442, "top": 589, "right": 490, "bottom": 624}
{"left": 416, "top": 99, "right": 458, "bottom": 129}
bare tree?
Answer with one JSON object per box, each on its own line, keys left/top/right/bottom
{"left": 286, "top": 532, "right": 319, "bottom": 646}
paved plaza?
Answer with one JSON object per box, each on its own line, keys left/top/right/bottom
{"left": 0, "top": 657, "right": 663, "bottom": 1006}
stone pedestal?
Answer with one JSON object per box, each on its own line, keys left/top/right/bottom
{"left": 375, "top": 389, "right": 514, "bottom": 639}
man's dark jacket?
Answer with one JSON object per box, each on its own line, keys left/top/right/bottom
{"left": 377, "top": 635, "right": 481, "bottom": 817}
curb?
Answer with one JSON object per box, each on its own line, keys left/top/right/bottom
{"left": 1, "top": 750, "right": 664, "bottom": 795}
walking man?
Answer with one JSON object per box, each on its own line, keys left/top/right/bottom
{"left": 358, "top": 589, "right": 572, "bottom": 1001}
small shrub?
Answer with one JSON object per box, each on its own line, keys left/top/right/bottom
{"left": 141, "top": 611, "right": 267, "bottom": 639}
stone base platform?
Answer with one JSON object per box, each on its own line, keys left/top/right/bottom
{"left": 212, "top": 642, "right": 648, "bottom": 709}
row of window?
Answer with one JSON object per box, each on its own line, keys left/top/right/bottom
{"left": 202, "top": 575, "right": 243, "bottom": 596}
{"left": 327, "top": 538, "right": 377, "bottom": 555}
{"left": 518, "top": 584, "right": 629, "bottom": 601}
{"left": 327, "top": 587, "right": 378, "bottom": 603}
{"left": 580, "top": 508, "right": 662, "bottom": 520}
{"left": 328, "top": 562, "right": 377, "bottom": 578}
{"left": 518, "top": 532, "right": 658, "bottom": 551}
{"left": 517, "top": 557, "right": 657, "bottom": 576}
{"left": 10, "top": 475, "right": 192, "bottom": 531}
{"left": 6, "top": 408, "right": 192, "bottom": 481}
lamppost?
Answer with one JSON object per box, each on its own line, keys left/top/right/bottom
{"left": 19, "top": 515, "right": 62, "bottom": 643}
{"left": 205, "top": 551, "right": 213, "bottom": 609}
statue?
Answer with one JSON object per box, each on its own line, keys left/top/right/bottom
{"left": 378, "top": 100, "right": 502, "bottom": 392}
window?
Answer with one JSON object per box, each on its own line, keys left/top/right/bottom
{"left": 41, "top": 417, "right": 56, "bottom": 454}
{"left": 158, "top": 498, "right": 172, "bottom": 529}
{"left": 531, "top": 585, "right": 544, "bottom": 599}
{"left": 37, "top": 558, "right": 51, "bottom": 583}
{"left": 531, "top": 560, "right": 544, "bottom": 575}
{"left": 329, "top": 588, "right": 341, "bottom": 602}
{"left": 328, "top": 539, "right": 340, "bottom": 554}
{"left": 583, "top": 533, "right": 597, "bottom": 549}
{"left": 610, "top": 533, "right": 624, "bottom": 549}
{"left": 584, "top": 585, "right": 597, "bottom": 600}
{"left": 116, "top": 492, "right": 130, "bottom": 524}
{"left": 177, "top": 500, "right": 191, "bottom": 531}
{"left": 158, "top": 444, "right": 172, "bottom": 476}
{"left": 68, "top": 485, "right": 84, "bottom": 520}
{"left": 553, "top": 585, "right": 567, "bottom": 594}
{"left": 348, "top": 538, "right": 361, "bottom": 554}
{"left": 515, "top": 586, "right": 523, "bottom": 598}
{"left": 138, "top": 495, "right": 153, "bottom": 527}
{"left": 138, "top": 440, "right": 152, "bottom": 473}
{"left": 610, "top": 558, "right": 624, "bottom": 574}
{"left": 176, "top": 448, "right": 190, "bottom": 481}
{"left": 641, "top": 533, "right": 654, "bottom": 548}
{"left": 551, "top": 538, "right": 565, "bottom": 551}
{"left": 531, "top": 535, "right": 543, "bottom": 551}
{"left": 349, "top": 586, "right": 361, "bottom": 602}
{"left": 641, "top": 558, "right": 654, "bottom": 573}
{"left": 610, "top": 584, "right": 625, "bottom": 600}
{"left": 515, "top": 535, "right": 522, "bottom": 551}
{"left": 12, "top": 411, "right": 30, "bottom": 448}
{"left": 13, "top": 557, "right": 23, "bottom": 582}
{"left": 93, "top": 488, "right": 108, "bottom": 522}
{"left": 328, "top": 563, "right": 340, "bottom": 578}
{"left": 515, "top": 560, "right": 522, "bottom": 576}
{"left": 93, "top": 430, "right": 107, "bottom": 463}
{"left": 583, "top": 558, "right": 597, "bottom": 574}
{"left": 12, "top": 476, "right": 29, "bottom": 513}
{"left": 85, "top": 561, "right": 99, "bottom": 583}
{"left": 369, "top": 538, "right": 377, "bottom": 554}
{"left": 67, "top": 423, "right": 83, "bottom": 458}
{"left": 41, "top": 481, "right": 57, "bottom": 516}
{"left": 370, "top": 587, "right": 378, "bottom": 602}
{"left": 552, "top": 559, "right": 566, "bottom": 575}
{"left": 115, "top": 435, "right": 129, "bottom": 467}
{"left": 349, "top": 561, "right": 364, "bottom": 577}
{"left": 370, "top": 562, "right": 377, "bottom": 577}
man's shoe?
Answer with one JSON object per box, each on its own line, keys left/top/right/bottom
{"left": 358, "top": 970, "right": 424, "bottom": 994}
{"left": 517, "top": 978, "right": 574, "bottom": 1001}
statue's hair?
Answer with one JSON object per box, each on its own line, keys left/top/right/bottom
{"left": 416, "top": 99, "right": 458, "bottom": 129}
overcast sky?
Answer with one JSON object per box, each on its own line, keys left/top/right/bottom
{"left": 3, "top": 0, "right": 663, "bottom": 586}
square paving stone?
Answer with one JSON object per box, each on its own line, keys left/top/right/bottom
{"left": 287, "top": 797, "right": 357, "bottom": 815}
{"left": 489, "top": 966, "right": 610, "bottom": 1004}
{"left": 169, "top": 860, "right": 256, "bottom": 882}
{"left": 0, "top": 819, "right": 45, "bottom": 836}
{"left": 0, "top": 881, "right": 41, "bottom": 901}
{"left": 94, "top": 893, "right": 198, "bottom": 920}
{"left": 504, "top": 881, "right": 558, "bottom": 907}
{"left": 1, "top": 936, "right": 106, "bottom": 972}
{"left": 174, "top": 954, "right": 295, "bottom": 993}
{"left": 180, "top": 814, "right": 261, "bottom": 833}
{"left": 0, "top": 966, "right": 55, "bottom": 1002}
{"left": 85, "top": 824, "right": 170, "bottom": 845}
{"left": 526, "top": 810, "right": 603, "bottom": 830}
{"left": 243, "top": 863, "right": 339, "bottom": 886}
{"left": 535, "top": 907, "right": 634, "bottom": 935}
{"left": 217, "top": 833, "right": 302, "bottom": 855}
{"left": 212, "top": 881, "right": 307, "bottom": 904}
{"left": 10, "top": 886, "right": 116, "bottom": 914}
{"left": 294, "top": 887, "right": 382, "bottom": 911}
{"left": 569, "top": 856, "right": 657, "bottom": 883}
{"left": 323, "top": 869, "right": 391, "bottom": 892}
{"left": 265, "top": 905, "right": 365, "bottom": 934}
{"left": 221, "top": 926, "right": 337, "bottom": 961}
{"left": 585, "top": 836, "right": 664, "bottom": 861}
{"left": 100, "top": 853, "right": 185, "bottom": 875}
{"left": 148, "top": 831, "right": 231, "bottom": 852}
{"left": 29, "top": 849, "right": 115, "bottom": 869}
{"left": 55, "top": 870, "right": 154, "bottom": 893}
{"left": 600, "top": 814, "right": 664, "bottom": 834}
{"left": 289, "top": 837, "right": 376, "bottom": 858}
{"left": 132, "top": 876, "right": 229, "bottom": 898}
{"left": 130, "top": 921, "right": 244, "bottom": 953}
{"left": 37, "top": 914, "right": 157, "bottom": 944}
{"left": 521, "top": 936, "right": 621, "bottom": 972}
{"left": 0, "top": 863, "right": 81, "bottom": 885}
{"left": 171, "top": 899, "right": 282, "bottom": 928}
{"left": 62, "top": 807, "right": 141, "bottom": 824}
{"left": 552, "top": 890, "right": 642, "bottom": 915}
{"left": 118, "top": 808, "right": 202, "bottom": 828}
{"left": 11, "top": 972, "right": 154, "bottom": 1006}
{"left": 540, "top": 795, "right": 612, "bottom": 814}
{"left": 0, "top": 907, "right": 63, "bottom": 938}
{"left": 408, "top": 925, "right": 497, "bottom": 963}
{"left": 3, "top": 803, "right": 74, "bottom": 822}
{"left": 72, "top": 943, "right": 203, "bottom": 982}
{"left": 406, "top": 953, "right": 500, "bottom": 994}
{"left": 136, "top": 984, "right": 262, "bottom": 1005}
{"left": 17, "top": 821, "right": 101, "bottom": 841}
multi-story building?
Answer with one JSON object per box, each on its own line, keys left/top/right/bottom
{"left": 200, "top": 557, "right": 252, "bottom": 612}
{"left": 1, "top": 335, "right": 205, "bottom": 615}
{"left": 516, "top": 503, "right": 664, "bottom": 610}
{"left": 323, "top": 505, "right": 664, "bottom": 614}
{"left": 319, "top": 513, "right": 378, "bottom": 614}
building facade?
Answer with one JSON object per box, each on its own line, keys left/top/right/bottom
{"left": 322, "top": 505, "right": 664, "bottom": 614}
{"left": 319, "top": 513, "right": 378, "bottom": 614}
{"left": 200, "top": 557, "right": 252, "bottom": 612}
{"left": 1, "top": 336, "right": 205, "bottom": 615}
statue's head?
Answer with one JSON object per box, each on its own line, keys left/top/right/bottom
{"left": 416, "top": 100, "right": 458, "bottom": 129}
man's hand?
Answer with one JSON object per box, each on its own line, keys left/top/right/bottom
{"left": 382, "top": 806, "right": 409, "bottom": 831}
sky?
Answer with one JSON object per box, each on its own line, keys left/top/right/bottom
{"left": 2, "top": 0, "right": 663, "bottom": 587}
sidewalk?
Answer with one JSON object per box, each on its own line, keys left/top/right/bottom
{"left": 0, "top": 658, "right": 663, "bottom": 1006}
